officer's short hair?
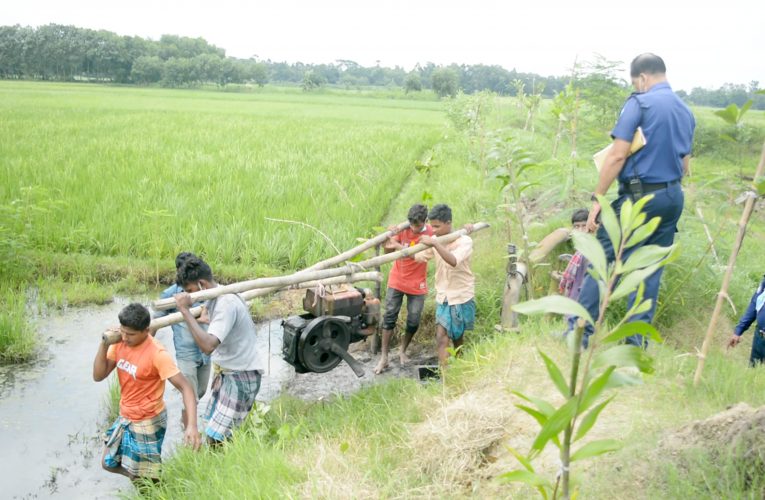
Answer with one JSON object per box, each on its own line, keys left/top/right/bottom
{"left": 630, "top": 53, "right": 666, "bottom": 77}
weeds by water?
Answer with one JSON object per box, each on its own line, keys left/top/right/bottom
{"left": 0, "top": 288, "right": 36, "bottom": 363}
{"left": 103, "top": 373, "right": 121, "bottom": 423}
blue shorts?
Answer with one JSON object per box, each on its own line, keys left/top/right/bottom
{"left": 436, "top": 299, "right": 476, "bottom": 341}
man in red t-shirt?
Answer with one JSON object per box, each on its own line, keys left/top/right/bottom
{"left": 374, "top": 204, "right": 434, "bottom": 374}
{"left": 93, "top": 303, "right": 200, "bottom": 481}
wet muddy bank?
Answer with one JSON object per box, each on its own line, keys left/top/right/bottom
{"left": 0, "top": 297, "right": 435, "bottom": 498}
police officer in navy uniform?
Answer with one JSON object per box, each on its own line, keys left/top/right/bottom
{"left": 728, "top": 275, "right": 765, "bottom": 366}
{"left": 577, "top": 53, "right": 696, "bottom": 348}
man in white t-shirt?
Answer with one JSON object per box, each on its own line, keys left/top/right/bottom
{"left": 173, "top": 256, "right": 263, "bottom": 444}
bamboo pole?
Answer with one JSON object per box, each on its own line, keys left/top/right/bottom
{"left": 695, "top": 206, "right": 721, "bottom": 267}
{"left": 152, "top": 222, "right": 490, "bottom": 311}
{"left": 528, "top": 227, "right": 571, "bottom": 263}
{"left": 150, "top": 272, "right": 382, "bottom": 330}
{"left": 694, "top": 139, "right": 765, "bottom": 386}
{"left": 151, "top": 221, "right": 407, "bottom": 313}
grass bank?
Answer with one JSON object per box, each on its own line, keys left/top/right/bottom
{"left": 141, "top": 91, "right": 765, "bottom": 498}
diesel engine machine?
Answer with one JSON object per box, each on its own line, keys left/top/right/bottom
{"left": 282, "top": 284, "right": 380, "bottom": 377}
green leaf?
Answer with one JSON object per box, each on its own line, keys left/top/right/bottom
{"left": 740, "top": 100, "right": 753, "bottom": 118}
{"left": 518, "top": 182, "right": 540, "bottom": 195}
{"left": 579, "top": 366, "right": 616, "bottom": 413}
{"left": 571, "top": 231, "right": 607, "bottom": 281}
{"left": 597, "top": 195, "right": 621, "bottom": 254}
{"left": 593, "top": 344, "right": 654, "bottom": 374}
{"left": 574, "top": 397, "right": 614, "bottom": 441}
{"left": 753, "top": 176, "right": 765, "bottom": 196}
{"left": 619, "top": 243, "right": 674, "bottom": 274}
{"left": 714, "top": 104, "right": 739, "bottom": 125}
{"left": 339, "top": 442, "right": 350, "bottom": 453}
{"left": 506, "top": 445, "right": 535, "bottom": 473}
{"left": 498, "top": 469, "right": 552, "bottom": 489}
{"left": 630, "top": 193, "right": 654, "bottom": 220}
{"left": 611, "top": 263, "right": 662, "bottom": 301}
{"left": 570, "top": 439, "right": 622, "bottom": 462}
{"left": 539, "top": 350, "right": 570, "bottom": 397}
{"left": 601, "top": 321, "right": 662, "bottom": 344}
{"left": 532, "top": 397, "right": 578, "bottom": 451}
{"left": 517, "top": 162, "right": 539, "bottom": 178}
{"left": 512, "top": 295, "right": 594, "bottom": 326}
{"left": 512, "top": 391, "right": 556, "bottom": 416}
{"left": 516, "top": 404, "right": 548, "bottom": 427}
{"left": 628, "top": 212, "right": 646, "bottom": 233}
{"left": 604, "top": 369, "right": 642, "bottom": 389}
{"left": 618, "top": 198, "right": 633, "bottom": 241}
{"left": 624, "top": 217, "right": 661, "bottom": 249}
{"left": 627, "top": 298, "right": 653, "bottom": 318}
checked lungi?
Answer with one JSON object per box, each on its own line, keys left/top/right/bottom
{"left": 436, "top": 299, "right": 476, "bottom": 341}
{"left": 205, "top": 369, "right": 261, "bottom": 442}
{"left": 103, "top": 409, "right": 167, "bottom": 479}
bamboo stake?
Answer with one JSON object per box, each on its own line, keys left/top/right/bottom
{"left": 152, "top": 223, "right": 490, "bottom": 311}
{"left": 695, "top": 206, "right": 721, "bottom": 267}
{"left": 694, "top": 139, "right": 765, "bottom": 386}
{"left": 150, "top": 272, "right": 382, "bottom": 330}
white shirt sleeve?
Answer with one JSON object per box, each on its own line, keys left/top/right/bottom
{"left": 207, "top": 295, "right": 237, "bottom": 343}
{"left": 451, "top": 237, "right": 473, "bottom": 266}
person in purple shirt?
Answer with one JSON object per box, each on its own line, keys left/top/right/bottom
{"left": 574, "top": 53, "right": 696, "bottom": 348}
{"left": 728, "top": 276, "right": 765, "bottom": 366}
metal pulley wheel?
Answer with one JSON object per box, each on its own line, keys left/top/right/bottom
{"left": 297, "top": 316, "right": 351, "bottom": 373}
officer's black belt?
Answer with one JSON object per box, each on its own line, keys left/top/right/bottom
{"left": 619, "top": 179, "right": 680, "bottom": 195}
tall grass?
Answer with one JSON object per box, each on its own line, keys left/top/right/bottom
{"left": 141, "top": 379, "right": 428, "bottom": 498}
{"left": 0, "top": 81, "right": 444, "bottom": 270}
{"left": 0, "top": 288, "right": 36, "bottom": 363}
{"left": 0, "top": 81, "right": 446, "bottom": 361}
{"left": 103, "top": 372, "right": 121, "bottom": 423}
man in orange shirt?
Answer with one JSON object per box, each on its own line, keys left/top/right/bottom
{"left": 93, "top": 303, "right": 200, "bottom": 481}
{"left": 374, "top": 204, "right": 434, "bottom": 374}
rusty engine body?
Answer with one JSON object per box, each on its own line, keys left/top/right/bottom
{"left": 282, "top": 285, "right": 380, "bottom": 376}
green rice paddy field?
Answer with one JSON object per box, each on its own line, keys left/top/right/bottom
{"left": 0, "top": 81, "right": 444, "bottom": 269}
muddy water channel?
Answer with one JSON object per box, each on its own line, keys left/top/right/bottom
{"left": 0, "top": 298, "right": 428, "bottom": 499}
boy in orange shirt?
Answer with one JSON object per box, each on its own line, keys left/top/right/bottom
{"left": 93, "top": 303, "right": 200, "bottom": 481}
{"left": 374, "top": 204, "right": 434, "bottom": 374}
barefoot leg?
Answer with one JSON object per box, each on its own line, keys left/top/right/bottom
{"left": 374, "top": 328, "right": 393, "bottom": 374}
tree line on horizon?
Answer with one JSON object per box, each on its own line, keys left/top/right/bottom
{"left": 0, "top": 23, "right": 762, "bottom": 109}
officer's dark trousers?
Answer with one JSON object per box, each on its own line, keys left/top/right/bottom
{"left": 577, "top": 182, "right": 684, "bottom": 348}
{"left": 749, "top": 330, "right": 765, "bottom": 367}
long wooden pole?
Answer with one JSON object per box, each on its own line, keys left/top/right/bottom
{"left": 152, "top": 222, "right": 490, "bottom": 311}
{"left": 150, "top": 271, "right": 382, "bottom": 330}
{"left": 528, "top": 227, "right": 571, "bottom": 263}
{"left": 694, "top": 139, "right": 765, "bottom": 386}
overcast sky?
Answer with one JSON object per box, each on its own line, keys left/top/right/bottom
{"left": 4, "top": 0, "right": 764, "bottom": 92}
